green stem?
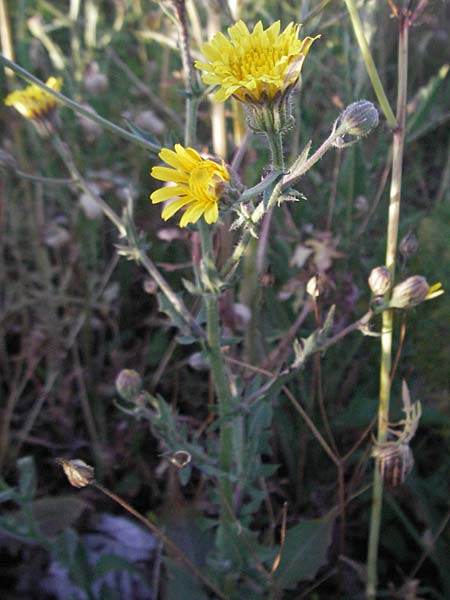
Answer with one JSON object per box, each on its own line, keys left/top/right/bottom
{"left": 198, "top": 221, "right": 234, "bottom": 512}
{"left": 344, "top": 0, "right": 397, "bottom": 129}
{"left": 267, "top": 130, "right": 284, "bottom": 172}
{"left": 366, "top": 15, "right": 409, "bottom": 599}
{"left": 281, "top": 129, "right": 340, "bottom": 190}
{"left": 0, "top": 54, "right": 161, "bottom": 152}
{"left": 173, "top": 0, "right": 233, "bottom": 517}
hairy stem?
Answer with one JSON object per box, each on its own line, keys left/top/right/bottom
{"left": 198, "top": 221, "right": 234, "bottom": 515}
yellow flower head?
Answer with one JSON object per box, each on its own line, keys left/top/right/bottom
{"left": 195, "top": 20, "right": 319, "bottom": 105}
{"left": 150, "top": 144, "right": 230, "bottom": 227}
{"left": 4, "top": 77, "right": 62, "bottom": 121}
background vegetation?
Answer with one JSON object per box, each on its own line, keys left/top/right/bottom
{"left": 0, "top": 1, "right": 449, "bottom": 598}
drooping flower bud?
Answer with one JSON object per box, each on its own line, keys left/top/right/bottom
{"left": 115, "top": 369, "right": 142, "bottom": 401}
{"left": 368, "top": 266, "right": 392, "bottom": 296}
{"left": 333, "top": 100, "right": 379, "bottom": 147}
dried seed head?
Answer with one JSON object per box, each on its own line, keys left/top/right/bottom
{"left": 399, "top": 229, "right": 418, "bottom": 259}
{"left": 306, "top": 275, "right": 320, "bottom": 297}
{"left": 368, "top": 266, "right": 392, "bottom": 296}
{"left": 115, "top": 369, "right": 142, "bottom": 401}
{"left": 167, "top": 450, "right": 192, "bottom": 469}
{"left": 79, "top": 183, "right": 103, "bottom": 219}
{"left": 56, "top": 458, "right": 94, "bottom": 488}
{"left": 372, "top": 444, "right": 414, "bottom": 487}
{"left": 77, "top": 105, "right": 103, "bottom": 142}
{"left": 135, "top": 110, "right": 165, "bottom": 135}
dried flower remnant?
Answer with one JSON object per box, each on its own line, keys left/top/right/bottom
{"left": 161, "top": 450, "right": 192, "bottom": 469}
{"left": 371, "top": 382, "right": 421, "bottom": 487}
{"left": 195, "top": 20, "right": 319, "bottom": 106}
{"left": 4, "top": 77, "right": 62, "bottom": 134}
{"left": 150, "top": 144, "right": 230, "bottom": 227}
{"left": 372, "top": 443, "right": 414, "bottom": 487}
{"left": 56, "top": 458, "right": 94, "bottom": 488}
{"left": 399, "top": 228, "right": 418, "bottom": 259}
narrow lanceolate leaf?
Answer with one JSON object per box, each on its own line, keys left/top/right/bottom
{"left": 406, "top": 63, "right": 449, "bottom": 143}
{"left": 273, "top": 508, "right": 336, "bottom": 588}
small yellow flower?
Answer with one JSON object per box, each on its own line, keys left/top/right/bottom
{"left": 4, "top": 77, "right": 62, "bottom": 121}
{"left": 195, "top": 20, "right": 319, "bottom": 105}
{"left": 150, "top": 144, "right": 230, "bottom": 227}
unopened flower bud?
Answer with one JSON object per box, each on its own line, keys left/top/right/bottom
{"left": 135, "top": 110, "right": 165, "bottom": 135}
{"left": 390, "top": 276, "right": 430, "bottom": 308}
{"left": 368, "top": 266, "right": 392, "bottom": 296}
{"left": 77, "top": 105, "right": 102, "bottom": 143}
{"left": 79, "top": 182, "right": 103, "bottom": 219}
{"left": 84, "top": 62, "right": 108, "bottom": 95}
{"left": 115, "top": 369, "right": 142, "bottom": 401}
{"left": 399, "top": 229, "right": 418, "bottom": 259}
{"left": 334, "top": 100, "right": 379, "bottom": 143}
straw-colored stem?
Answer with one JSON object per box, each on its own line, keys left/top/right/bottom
{"left": 366, "top": 15, "right": 409, "bottom": 599}
{"left": 0, "top": 0, "right": 14, "bottom": 78}
{"left": 92, "top": 481, "right": 228, "bottom": 600}
{"left": 343, "top": 0, "right": 397, "bottom": 129}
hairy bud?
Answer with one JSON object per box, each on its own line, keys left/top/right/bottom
{"left": 368, "top": 266, "right": 392, "bottom": 296}
{"left": 115, "top": 369, "right": 142, "bottom": 401}
{"left": 333, "top": 100, "right": 379, "bottom": 147}
{"left": 390, "top": 276, "right": 430, "bottom": 308}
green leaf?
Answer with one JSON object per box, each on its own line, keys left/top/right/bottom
{"left": 165, "top": 558, "right": 209, "bottom": 600}
{"left": 93, "top": 554, "right": 143, "bottom": 580}
{"left": 274, "top": 508, "right": 336, "bottom": 588}
{"left": 0, "top": 488, "right": 16, "bottom": 504}
{"left": 157, "top": 291, "right": 190, "bottom": 335}
{"left": 30, "top": 495, "right": 89, "bottom": 537}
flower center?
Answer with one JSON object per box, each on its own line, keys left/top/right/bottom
{"left": 230, "top": 47, "right": 281, "bottom": 80}
{"left": 189, "top": 162, "right": 223, "bottom": 202}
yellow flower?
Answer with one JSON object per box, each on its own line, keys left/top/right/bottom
{"left": 4, "top": 77, "right": 62, "bottom": 120}
{"left": 195, "top": 20, "right": 319, "bottom": 105}
{"left": 150, "top": 144, "right": 230, "bottom": 227}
